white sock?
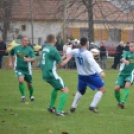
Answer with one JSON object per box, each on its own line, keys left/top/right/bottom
{"left": 90, "top": 91, "right": 103, "bottom": 107}
{"left": 71, "top": 91, "right": 82, "bottom": 108}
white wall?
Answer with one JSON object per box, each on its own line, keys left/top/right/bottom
{"left": 6, "top": 21, "right": 63, "bottom": 44}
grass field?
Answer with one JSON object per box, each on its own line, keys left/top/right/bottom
{"left": 0, "top": 70, "right": 134, "bottom": 134}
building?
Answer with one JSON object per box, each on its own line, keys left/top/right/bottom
{"left": 0, "top": 0, "right": 134, "bottom": 45}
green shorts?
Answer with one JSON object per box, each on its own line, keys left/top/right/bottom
{"left": 44, "top": 76, "right": 66, "bottom": 90}
{"left": 115, "top": 74, "right": 134, "bottom": 88}
{"left": 15, "top": 70, "right": 32, "bottom": 83}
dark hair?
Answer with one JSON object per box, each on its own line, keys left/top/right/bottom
{"left": 80, "top": 37, "right": 88, "bottom": 46}
{"left": 46, "top": 34, "right": 55, "bottom": 43}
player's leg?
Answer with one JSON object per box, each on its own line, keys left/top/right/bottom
{"left": 120, "top": 74, "right": 133, "bottom": 108}
{"left": 16, "top": 71, "right": 26, "bottom": 102}
{"left": 114, "top": 75, "right": 125, "bottom": 108}
{"left": 114, "top": 85, "right": 121, "bottom": 103}
{"left": 25, "top": 74, "right": 34, "bottom": 101}
{"left": 70, "top": 77, "right": 87, "bottom": 113}
{"left": 56, "top": 87, "right": 69, "bottom": 116}
{"left": 85, "top": 74, "right": 105, "bottom": 113}
{"left": 27, "top": 83, "right": 34, "bottom": 101}
{"left": 47, "top": 77, "right": 69, "bottom": 116}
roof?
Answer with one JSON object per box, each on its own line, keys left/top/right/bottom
{"left": 0, "top": 0, "right": 134, "bottom": 23}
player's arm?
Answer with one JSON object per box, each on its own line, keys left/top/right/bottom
{"left": 8, "top": 48, "right": 14, "bottom": 68}
{"left": 58, "top": 54, "right": 72, "bottom": 67}
{"left": 121, "top": 51, "right": 129, "bottom": 65}
{"left": 53, "top": 49, "right": 72, "bottom": 67}
{"left": 24, "top": 49, "right": 36, "bottom": 62}
{"left": 59, "top": 49, "right": 76, "bottom": 66}
{"left": 87, "top": 52, "right": 105, "bottom": 78}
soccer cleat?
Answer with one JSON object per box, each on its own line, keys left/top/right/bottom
{"left": 21, "top": 96, "right": 26, "bottom": 102}
{"left": 89, "top": 107, "right": 99, "bottom": 113}
{"left": 47, "top": 107, "right": 56, "bottom": 114}
{"left": 56, "top": 111, "right": 67, "bottom": 116}
{"left": 119, "top": 102, "right": 125, "bottom": 109}
{"left": 30, "top": 96, "right": 35, "bottom": 102}
{"left": 70, "top": 107, "right": 76, "bottom": 113}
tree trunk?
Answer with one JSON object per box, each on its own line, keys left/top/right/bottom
{"left": 2, "top": 0, "right": 13, "bottom": 41}
{"left": 87, "top": 0, "right": 94, "bottom": 44}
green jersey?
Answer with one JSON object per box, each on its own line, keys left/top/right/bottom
{"left": 41, "top": 44, "right": 62, "bottom": 79}
{"left": 9, "top": 45, "right": 36, "bottom": 74}
{"left": 120, "top": 51, "right": 134, "bottom": 75}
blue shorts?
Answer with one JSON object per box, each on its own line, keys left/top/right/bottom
{"left": 78, "top": 73, "right": 104, "bottom": 92}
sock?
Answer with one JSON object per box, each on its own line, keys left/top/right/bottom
{"left": 18, "top": 83, "right": 25, "bottom": 96}
{"left": 114, "top": 91, "right": 121, "bottom": 103}
{"left": 57, "top": 92, "right": 68, "bottom": 113}
{"left": 90, "top": 91, "right": 103, "bottom": 107}
{"left": 28, "top": 86, "right": 34, "bottom": 97}
{"left": 71, "top": 91, "right": 82, "bottom": 108}
{"left": 122, "top": 88, "right": 130, "bottom": 103}
{"left": 49, "top": 89, "right": 58, "bottom": 108}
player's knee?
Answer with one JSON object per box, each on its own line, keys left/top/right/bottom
{"left": 114, "top": 86, "right": 120, "bottom": 92}
{"left": 79, "top": 89, "right": 86, "bottom": 95}
{"left": 27, "top": 83, "right": 32, "bottom": 87}
{"left": 62, "top": 87, "right": 69, "bottom": 94}
{"left": 99, "top": 87, "right": 105, "bottom": 93}
{"left": 18, "top": 76, "right": 24, "bottom": 84}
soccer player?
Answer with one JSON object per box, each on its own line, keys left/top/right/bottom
{"left": 9, "top": 37, "right": 36, "bottom": 102}
{"left": 67, "top": 37, "right": 106, "bottom": 113}
{"left": 114, "top": 42, "right": 134, "bottom": 109}
{"left": 41, "top": 34, "right": 71, "bottom": 116}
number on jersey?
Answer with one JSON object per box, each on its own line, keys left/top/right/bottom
{"left": 77, "top": 57, "right": 84, "bottom": 66}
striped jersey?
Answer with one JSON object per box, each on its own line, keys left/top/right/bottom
{"left": 41, "top": 44, "right": 62, "bottom": 79}
{"left": 9, "top": 45, "right": 36, "bottom": 74}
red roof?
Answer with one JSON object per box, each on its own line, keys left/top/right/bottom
{"left": 0, "top": 0, "right": 134, "bottom": 23}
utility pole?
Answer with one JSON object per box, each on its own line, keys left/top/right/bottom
{"left": 30, "top": 0, "right": 34, "bottom": 45}
{"left": 63, "top": 0, "right": 68, "bottom": 43}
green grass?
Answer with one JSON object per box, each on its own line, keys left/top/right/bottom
{"left": 0, "top": 70, "right": 134, "bottom": 134}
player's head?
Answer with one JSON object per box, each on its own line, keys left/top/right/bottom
{"left": 80, "top": 37, "right": 88, "bottom": 48}
{"left": 129, "top": 43, "right": 134, "bottom": 53}
{"left": 46, "top": 34, "right": 57, "bottom": 46}
{"left": 0, "top": 37, "right": 3, "bottom": 43}
{"left": 21, "top": 37, "right": 29, "bottom": 47}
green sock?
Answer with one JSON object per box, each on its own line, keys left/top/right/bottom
{"left": 114, "top": 91, "right": 121, "bottom": 103}
{"left": 28, "top": 86, "right": 34, "bottom": 97}
{"left": 18, "top": 83, "right": 25, "bottom": 96}
{"left": 122, "top": 88, "right": 130, "bottom": 103}
{"left": 57, "top": 92, "right": 68, "bottom": 113}
{"left": 49, "top": 89, "right": 58, "bottom": 108}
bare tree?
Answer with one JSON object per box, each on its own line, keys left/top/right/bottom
{"left": 82, "top": 0, "right": 94, "bottom": 43}
{"left": 0, "top": 0, "right": 13, "bottom": 41}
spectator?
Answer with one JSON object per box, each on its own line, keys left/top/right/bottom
{"left": 42, "top": 41, "right": 47, "bottom": 50}
{"left": 63, "top": 39, "right": 72, "bottom": 69}
{"left": 0, "top": 37, "right": 6, "bottom": 69}
{"left": 111, "top": 41, "right": 124, "bottom": 69}
{"left": 99, "top": 43, "right": 107, "bottom": 69}
{"left": 124, "top": 42, "right": 130, "bottom": 51}
{"left": 27, "top": 40, "right": 33, "bottom": 49}
{"left": 63, "top": 39, "right": 71, "bottom": 55}
{"left": 55, "top": 41, "right": 62, "bottom": 51}
{"left": 89, "top": 42, "right": 95, "bottom": 50}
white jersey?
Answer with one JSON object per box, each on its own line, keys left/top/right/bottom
{"left": 67, "top": 48, "right": 103, "bottom": 75}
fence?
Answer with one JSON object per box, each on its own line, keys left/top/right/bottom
{"left": 1, "top": 51, "right": 117, "bottom": 70}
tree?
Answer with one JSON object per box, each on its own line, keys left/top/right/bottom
{"left": 82, "top": 0, "right": 94, "bottom": 43}
{"left": 0, "top": 0, "right": 13, "bottom": 41}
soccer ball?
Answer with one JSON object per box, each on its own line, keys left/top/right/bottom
{"left": 90, "top": 48, "right": 100, "bottom": 56}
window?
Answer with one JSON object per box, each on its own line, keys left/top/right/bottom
{"left": 109, "top": 29, "right": 121, "bottom": 41}
{"left": 21, "top": 25, "right": 26, "bottom": 31}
